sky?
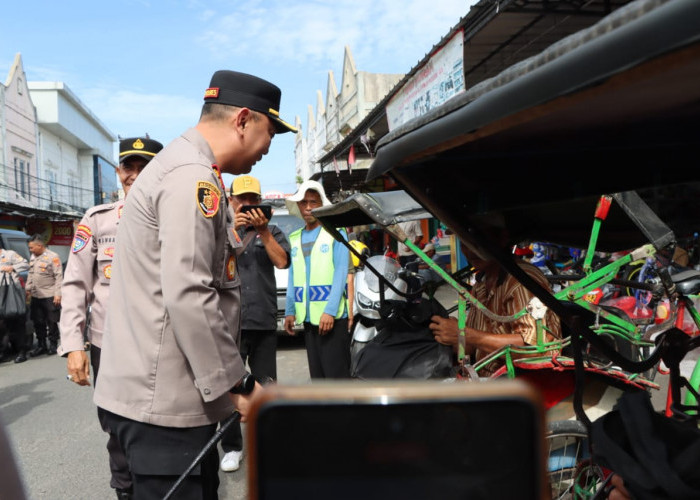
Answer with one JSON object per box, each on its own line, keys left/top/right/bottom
{"left": 1, "top": 0, "right": 477, "bottom": 195}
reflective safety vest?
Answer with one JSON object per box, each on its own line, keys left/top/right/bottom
{"left": 289, "top": 227, "right": 347, "bottom": 325}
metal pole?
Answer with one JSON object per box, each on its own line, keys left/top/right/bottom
{"left": 162, "top": 411, "right": 241, "bottom": 500}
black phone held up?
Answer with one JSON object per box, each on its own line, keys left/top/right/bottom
{"left": 241, "top": 205, "right": 272, "bottom": 220}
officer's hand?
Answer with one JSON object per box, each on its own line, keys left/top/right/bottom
{"left": 284, "top": 315, "right": 297, "bottom": 336}
{"left": 53, "top": 296, "right": 61, "bottom": 306}
{"left": 318, "top": 313, "right": 334, "bottom": 336}
{"left": 230, "top": 381, "right": 263, "bottom": 423}
{"left": 67, "top": 350, "right": 91, "bottom": 386}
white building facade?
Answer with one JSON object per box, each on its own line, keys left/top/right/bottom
{"left": 294, "top": 47, "right": 403, "bottom": 184}
{"left": 0, "top": 53, "right": 117, "bottom": 259}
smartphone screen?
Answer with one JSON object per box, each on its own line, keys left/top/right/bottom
{"left": 250, "top": 384, "right": 544, "bottom": 500}
{"left": 241, "top": 205, "right": 272, "bottom": 219}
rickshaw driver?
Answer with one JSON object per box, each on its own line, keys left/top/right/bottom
{"left": 429, "top": 217, "right": 561, "bottom": 375}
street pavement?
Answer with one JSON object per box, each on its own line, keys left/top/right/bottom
{"left": 0, "top": 335, "right": 309, "bottom": 500}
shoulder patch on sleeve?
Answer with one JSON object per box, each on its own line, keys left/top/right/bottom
{"left": 72, "top": 225, "right": 93, "bottom": 253}
{"left": 196, "top": 181, "right": 221, "bottom": 218}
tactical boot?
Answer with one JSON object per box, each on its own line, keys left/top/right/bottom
{"left": 47, "top": 341, "right": 58, "bottom": 355}
{"left": 115, "top": 488, "right": 133, "bottom": 499}
{"left": 14, "top": 351, "right": 27, "bottom": 363}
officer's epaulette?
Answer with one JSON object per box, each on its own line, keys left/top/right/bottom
{"left": 84, "top": 201, "right": 121, "bottom": 217}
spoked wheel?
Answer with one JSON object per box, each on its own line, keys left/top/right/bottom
{"left": 546, "top": 420, "right": 590, "bottom": 500}
{"left": 572, "top": 459, "right": 606, "bottom": 499}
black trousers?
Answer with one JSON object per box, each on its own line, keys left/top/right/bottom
{"left": 102, "top": 410, "right": 219, "bottom": 500}
{"left": 303, "top": 318, "right": 351, "bottom": 379}
{"left": 221, "top": 329, "right": 277, "bottom": 453}
{"left": 30, "top": 297, "right": 60, "bottom": 345}
{"left": 91, "top": 346, "right": 132, "bottom": 491}
{"left": 0, "top": 315, "right": 27, "bottom": 354}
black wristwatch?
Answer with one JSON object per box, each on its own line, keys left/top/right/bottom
{"left": 229, "top": 372, "right": 255, "bottom": 395}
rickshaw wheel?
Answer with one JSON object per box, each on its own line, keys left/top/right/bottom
{"left": 572, "top": 460, "right": 606, "bottom": 499}
{"left": 546, "top": 420, "right": 591, "bottom": 500}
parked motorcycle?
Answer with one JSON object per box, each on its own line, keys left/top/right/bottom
{"left": 350, "top": 254, "right": 454, "bottom": 379}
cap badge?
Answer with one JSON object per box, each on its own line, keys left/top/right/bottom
{"left": 204, "top": 88, "right": 220, "bottom": 99}
{"left": 132, "top": 138, "right": 145, "bottom": 150}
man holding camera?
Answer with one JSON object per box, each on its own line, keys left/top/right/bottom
{"left": 219, "top": 175, "right": 290, "bottom": 472}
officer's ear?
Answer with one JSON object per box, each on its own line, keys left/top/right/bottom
{"left": 234, "top": 108, "right": 254, "bottom": 135}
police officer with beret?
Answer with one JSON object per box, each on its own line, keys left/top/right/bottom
{"left": 94, "top": 70, "right": 296, "bottom": 499}
{"left": 59, "top": 136, "right": 163, "bottom": 499}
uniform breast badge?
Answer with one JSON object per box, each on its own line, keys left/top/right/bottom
{"left": 196, "top": 181, "right": 221, "bottom": 218}
{"left": 226, "top": 255, "right": 236, "bottom": 280}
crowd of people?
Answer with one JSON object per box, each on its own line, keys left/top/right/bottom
{"left": 0, "top": 232, "right": 64, "bottom": 364}
{"left": 0, "top": 68, "right": 630, "bottom": 500}
{"left": 0, "top": 70, "right": 362, "bottom": 499}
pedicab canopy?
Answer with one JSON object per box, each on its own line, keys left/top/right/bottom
{"left": 366, "top": 0, "right": 700, "bottom": 253}
{"left": 310, "top": 190, "right": 431, "bottom": 245}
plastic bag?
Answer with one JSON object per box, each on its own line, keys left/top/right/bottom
{"left": 0, "top": 273, "right": 26, "bottom": 319}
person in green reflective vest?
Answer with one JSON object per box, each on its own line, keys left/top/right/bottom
{"left": 283, "top": 180, "right": 351, "bottom": 378}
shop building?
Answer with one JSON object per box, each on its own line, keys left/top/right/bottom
{"left": 0, "top": 53, "right": 117, "bottom": 262}
{"left": 294, "top": 46, "right": 403, "bottom": 199}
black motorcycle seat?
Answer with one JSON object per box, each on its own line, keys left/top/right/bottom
{"left": 671, "top": 269, "right": 700, "bottom": 296}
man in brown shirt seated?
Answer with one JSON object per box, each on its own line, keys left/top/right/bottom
{"left": 429, "top": 217, "right": 561, "bottom": 377}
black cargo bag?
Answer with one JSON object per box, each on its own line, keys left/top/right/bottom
{"left": 0, "top": 273, "right": 26, "bottom": 319}
{"left": 591, "top": 391, "right": 700, "bottom": 500}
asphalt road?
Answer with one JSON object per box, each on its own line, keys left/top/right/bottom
{"left": 0, "top": 335, "right": 309, "bottom": 500}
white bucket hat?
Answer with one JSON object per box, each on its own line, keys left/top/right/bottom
{"left": 285, "top": 180, "right": 332, "bottom": 219}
